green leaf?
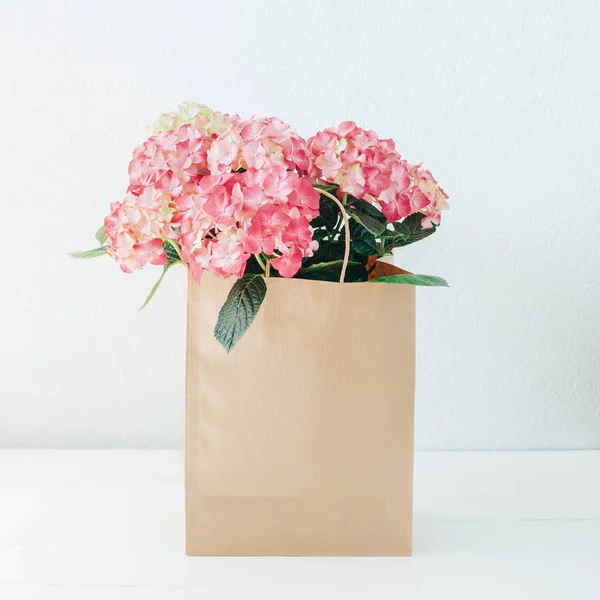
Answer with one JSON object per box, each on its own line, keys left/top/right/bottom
{"left": 352, "top": 237, "right": 378, "bottom": 257}
{"left": 164, "top": 240, "right": 182, "bottom": 264}
{"left": 95, "top": 225, "right": 107, "bottom": 245}
{"left": 378, "top": 215, "right": 437, "bottom": 254}
{"left": 370, "top": 273, "right": 448, "bottom": 287}
{"left": 340, "top": 219, "right": 378, "bottom": 258}
{"left": 317, "top": 193, "right": 339, "bottom": 229}
{"left": 394, "top": 213, "right": 437, "bottom": 247}
{"left": 347, "top": 218, "right": 371, "bottom": 239}
{"left": 298, "top": 269, "right": 340, "bottom": 282}
{"left": 69, "top": 247, "right": 107, "bottom": 259}
{"left": 391, "top": 222, "right": 410, "bottom": 240}
{"left": 139, "top": 262, "right": 179, "bottom": 311}
{"left": 311, "top": 228, "right": 330, "bottom": 242}
{"left": 347, "top": 204, "right": 387, "bottom": 236}
{"left": 313, "top": 183, "right": 339, "bottom": 192}
{"left": 309, "top": 216, "right": 327, "bottom": 229}
{"left": 344, "top": 263, "right": 369, "bottom": 282}
{"left": 214, "top": 273, "right": 267, "bottom": 353}
{"left": 347, "top": 198, "right": 386, "bottom": 222}
{"left": 299, "top": 259, "right": 359, "bottom": 274}
{"left": 302, "top": 239, "right": 347, "bottom": 266}
{"left": 379, "top": 224, "right": 410, "bottom": 255}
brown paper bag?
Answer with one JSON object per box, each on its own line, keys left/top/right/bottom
{"left": 185, "top": 261, "right": 415, "bottom": 556}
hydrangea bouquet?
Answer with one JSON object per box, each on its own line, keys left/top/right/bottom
{"left": 72, "top": 102, "right": 448, "bottom": 352}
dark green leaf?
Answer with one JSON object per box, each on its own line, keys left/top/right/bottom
{"left": 347, "top": 218, "right": 370, "bottom": 240}
{"left": 347, "top": 198, "right": 386, "bottom": 222}
{"left": 302, "top": 240, "right": 347, "bottom": 267}
{"left": 340, "top": 219, "right": 378, "bottom": 258}
{"left": 139, "top": 262, "right": 178, "bottom": 311}
{"left": 299, "top": 259, "right": 358, "bottom": 274}
{"left": 69, "top": 247, "right": 107, "bottom": 259}
{"left": 298, "top": 238, "right": 370, "bottom": 282}
{"left": 393, "top": 213, "right": 437, "bottom": 247}
{"left": 391, "top": 222, "right": 410, "bottom": 240}
{"left": 379, "top": 224, "right": 411, "bottom": 254}
{"left": 313, "top": 183, "right": 339, "bottom": 192}
{"left": 298, "top": 269, "right": 343, "bottom": 282}
{"left": 352, "top": 237, "right": 378, "bottom": 257}
{"left": 370, "top": 273, "right": 448, "bottom": 287}
{"left": 309, "top": 216, "right": 327, "bottom": 229}
{"left": 311, "top": 228, "right": 330, "bottom": 242}
{"left": 347, "top": 205, "right": 387, "bottom": 236}
{"left": 344, "top": 263, "right": 369, "bottom": 282}
{"left": 95, "top": 225, "right": 107, "bottom": 245}
{"left": 317, "top": 193, "right": 339, "bottom": 229}
{"left": 214, "top": 274, "right": 267, "bottom": 353}
{"left": 164, "top": 240, "right": 181, "bottom": 264}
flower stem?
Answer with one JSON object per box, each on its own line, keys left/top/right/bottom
{"left": 260, "top": 252, "right": 272, "bottom": 277}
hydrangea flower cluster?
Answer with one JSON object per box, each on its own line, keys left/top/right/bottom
{"left": 307, "top": 121, "right": 448, "bottom": 228}
{"left": 73, "top": 103, "right": 450, "bottom": 351}
{"left": 98, "top": 104, "right": 449, "bottom": 289}
{"left": 104, "top": 103, "right": 319, "bottom": 280}
{"left": 147, "top": 101, "right": 233, "bottom": 138}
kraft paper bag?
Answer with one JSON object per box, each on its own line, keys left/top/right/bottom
{"left": 185, "top": 261, "right": 415, "bottom": 556}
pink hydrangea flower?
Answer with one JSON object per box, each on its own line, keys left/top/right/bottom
{"left": 270, "top": 244, "right": 303, "bottom": 278}
{"left": 415, "top": 169, "right": 449, "bottom": 228}
{"left": 105, "top": 105, "right": 320, "bottom": 281}
{"left": 103, "top": 106, "right": 448, "bottom": 285}
{"left": 209, "top": 229, "right": 249, "bottom": 279}
{"left": 147, "top": 102, "right": 236, "bottom": 137}
{"left": 308, "top": 122, "right": 448, "bottom": 228}
{"left": 243, "top": 204, "right": 291, "bottom": 255}
{"left": 104, "top": 191, "right": 175, "bottom": 273}
{"left": 178, "top": 168, "right": 319, "bottom": 281}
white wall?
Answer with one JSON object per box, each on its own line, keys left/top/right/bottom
{"left": 1, "top": 0, "right": 599, "bottom": 449}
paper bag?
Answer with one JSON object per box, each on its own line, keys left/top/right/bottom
{"left": 185, "top": 261, "right": 415, "bottom": 556}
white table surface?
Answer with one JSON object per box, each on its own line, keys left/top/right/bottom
{"left": 0, "top": 450, "right": 598, "bottom": 599}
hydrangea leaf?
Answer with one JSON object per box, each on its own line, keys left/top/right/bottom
{"left": 379, "top": 223, "right": 410, "bottom": 254}
{"left": 69, "top": 247, "right": 107, "bottom": 259}
{"left": 347, "top": 198, "right": 386, "bottom": 222}
{"left": 346, "top": 204, "right": 387, "bottom": 236}
{"left": 299, "top": 259, "right": 359, "bottom": 274}
{"left": 393, "top": 213, "right": 437, "bottom": 246}
{"left": 313, "top": 183, "right": 339, "bottom": 193}
{"left": 139, "top": 262, "right": 179, "bottom": 311}
{"left": 352, "top": 237, "right": 379, "bottom": 257}
{"left": 342, "top": 219, "right": 378, "bottom": 258}
{"left": 95, "top": 225, "right": 108, "bottom": 245}
{"left": 214, "top": 274, "right": 267, "bottom": 353}
{"left": 317, "top": 193, "right": 340, "bottom": 230}
{"left": 164, "top": 240, "right": 182, "bottom": 264}
{"left": 370, "top": 273, "right": 448, "bottom": 287}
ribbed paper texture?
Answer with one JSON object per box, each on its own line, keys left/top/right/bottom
{"left": 186, "top": 262, "right": 415, "bottom": 556}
